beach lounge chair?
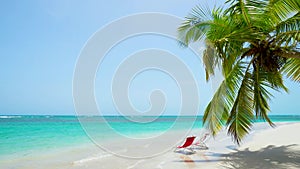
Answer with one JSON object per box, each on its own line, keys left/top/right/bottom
{"left": 193, "top": 133, "right": 209, "bottom": 149}
{"left": 174, "top": 136, "right": 196, "bottom": 152}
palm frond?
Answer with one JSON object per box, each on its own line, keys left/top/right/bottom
{"left": 203, "top": 61, "right": 246, "bottom": 136}
{"left": 203, "top": 88, "right": 228, "bottom": 136}
{"left": 227, "top": 69, "right": 254, "bottom": 145}
{"left": 225, "top": 0, "right": 252, "bottom": 25}
{"left": 267, "top": 0, "right": 300, "bottom": 25}
{"left": 177, "top": 5, "right": 214, "bottom": 46}
{"left": 275, "top": 12, "right": 300, "bottom": 34}
{"left": 273, "top": 12, "right": 300, "bottom": 47}
{"left": 282, "top": 58, "right": 300, "bottom": 82}
{"left": 177, "top": 19, "right": 208, "bottom": 46}
{"left": 202, "top": 40, "right": 219, "bottom": 81}
{"left": 264, "top": 70, "right": 288, "bottom": 92}
{"left": 252, "top": 67, "right": 285, "bottom": 126}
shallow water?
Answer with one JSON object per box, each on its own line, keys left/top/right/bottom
{"left": 1, "top": 115, "right": 300, "bottom": 157}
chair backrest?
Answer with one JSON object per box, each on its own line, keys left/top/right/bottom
{"left": 200, "top": 133, "right": 210, "bottom": 142}
{"left": 181, "top": 136, "right": 196, "bottom": 148}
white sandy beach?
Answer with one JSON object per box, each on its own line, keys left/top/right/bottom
{"left": 2, "top": 122, "right": 300, "bottom": 169}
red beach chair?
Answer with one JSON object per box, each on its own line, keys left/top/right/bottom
{"left": 174, "top": 136, "right": 196, "bottom": 152}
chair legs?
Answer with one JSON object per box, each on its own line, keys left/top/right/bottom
{"left": 174, "top": 147, "right": 195, "bottom": 153}
{"left": 194, "top": 142, "right": 209, "bottom": 149}
{"left": 188, "top": 147, "right": 195, "bottom": 153}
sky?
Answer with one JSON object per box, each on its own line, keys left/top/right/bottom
{"left": 0, "top": 0, "right": 299, "bottom": 115}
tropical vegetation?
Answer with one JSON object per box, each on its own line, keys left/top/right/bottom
{"left": 178, "top": 0, "right": 300, "bottom": 144}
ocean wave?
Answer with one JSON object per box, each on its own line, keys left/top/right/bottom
{"left": 0, "top": 115, "right": 22, "bottom": 119}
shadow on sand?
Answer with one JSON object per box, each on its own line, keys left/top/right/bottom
{"left": 173, "top": 144, "right": 300, "bottom": 169}
{"left": 221, "top": 144, "right": 300, "bottom": 169}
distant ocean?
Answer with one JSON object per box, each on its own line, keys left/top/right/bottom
{"left": 1, "top": 115, "right": 300, "bottom": 157}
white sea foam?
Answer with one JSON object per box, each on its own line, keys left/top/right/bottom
{"left": 0, "top": 115, "right": 22, "bottom": 119}
{"left": 72, "top": 149, "right": 127, "bottom": 165}
{"left": 73, "top": 153, "right": 113, "bottom": 165}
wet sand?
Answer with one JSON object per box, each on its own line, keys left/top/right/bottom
{"left": 2, "top": 122, "right": 300, "bottom": 169}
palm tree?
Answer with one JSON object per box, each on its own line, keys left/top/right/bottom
{"left": 178, "top": 0, "right": 300, "bottom": 145}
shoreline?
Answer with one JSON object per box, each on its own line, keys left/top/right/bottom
{"left": 2, "top": 122, "right": 299, "bottom": 169}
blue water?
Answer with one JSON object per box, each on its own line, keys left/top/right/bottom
{"left": 1, "top": 115, "right": 300, "bottom": 156}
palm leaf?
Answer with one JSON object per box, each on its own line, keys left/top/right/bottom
{"left": 202, "top": 40, "right": 219, "bottom": 81}
{"left": 227, "top": 69, "right": 254, "bottom": 145}
{"left": 177, "top": 5, "right": 214, "bottom": 46}
{"left": 267, "top": 0, "right": 300, "bottom": 25}
{"left": 274, "top": 11, "right": 300, "bottom": 46}
{"left": 252, "top": 67, "right": 284, "bottom": 126}
{"left": 225, "top": 0, "right": 252, "bottom": 25}
{"left": 203, "top": 61, "right": 246, "bottom": 136}
{"left": 282, "top": 58, "right": 300, "bottom": 82}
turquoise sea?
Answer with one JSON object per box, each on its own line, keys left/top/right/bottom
{"left": 1, "top": 115, "right": 300, "bottom": 157}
